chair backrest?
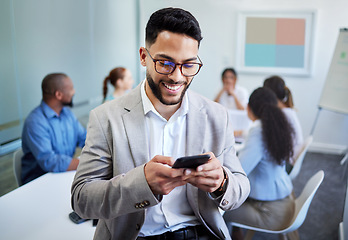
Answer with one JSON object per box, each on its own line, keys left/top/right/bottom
{"left": 13, "top": 148, "right": 23, "bottom": 187}
{"left": 231, "top": 170, "right": 324, "bottom": 235}
{"left": 285, "top": 170, "right": 324, "bottom": 233}
{"left": 289, "top": 135, "right": 313, "bottom": 180}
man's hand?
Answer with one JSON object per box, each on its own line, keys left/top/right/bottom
{"left": 183, "top": 152, "right": 225, "bottom": 193}
{"left": 144, "top": 155, "right": 187, "bottom": 195}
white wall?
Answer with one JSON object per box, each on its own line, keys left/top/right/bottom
{"left": 0, "top": 0, "right": 138, "bottom": 151}
{"left": 140, "top": 0, "right": 348, "bottom": 153}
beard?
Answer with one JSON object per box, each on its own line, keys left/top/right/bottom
{"left": 62, "top": 99, "right": 73, "bottom": 108}
{"left": 146, "top": 71, "right": 192, "bottom": 106}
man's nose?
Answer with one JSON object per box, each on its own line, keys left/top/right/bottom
{"left": 169, "top": 65, "right": 184, "bottom": 81}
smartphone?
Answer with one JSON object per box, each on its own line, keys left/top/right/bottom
{"left": 172, "top": 154, "right": 210, "bottom": 169}
{"left": 69, "top": 211, "right": 89, "bottom": 224}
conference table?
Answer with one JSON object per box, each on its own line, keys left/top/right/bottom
{"left": 0, "top": 171, "right": 95, "bottom": 240}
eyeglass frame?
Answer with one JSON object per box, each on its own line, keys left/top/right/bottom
{"left": 144, "top": 48, "right": 203, "bottom": 77}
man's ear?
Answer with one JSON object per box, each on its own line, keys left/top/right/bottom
{"left": 139, "top": 47, "right": 147, "bottom": 67}
{"left": 55, "top": 90, "right": 63, "bottom": 100}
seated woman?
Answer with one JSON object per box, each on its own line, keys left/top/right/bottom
{"left": 214, "top": 68, "right": 249, "bottom": 110}
{"left": 102, "top": 67, "right": 134, "bottom": 103}
{"left": 263, "top": 75, "right": 304, "bottom": 163}
{"left": 214, "top": 68, "right": 250, "bottom": 138}
{"left": 223, "top": 87, "right": 297, "bottom": 240}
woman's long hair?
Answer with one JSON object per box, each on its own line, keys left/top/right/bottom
{"left": 248, "top": 87, "right": 294, "bottom": 164}
{"left": 263, "top": 75, "right": 294, "bottom": 108}
{"left": 103, "top": 67, "right": 126, "bottom": 100}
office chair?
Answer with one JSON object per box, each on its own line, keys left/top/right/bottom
{"left": 226, "top": 170, "right": 324, "bottom": 240}
{"left": 13, "top": 148, "right": 23, "bottom": 187}
{"left": 289, "top": 135, "right": 313, "bottom": 180}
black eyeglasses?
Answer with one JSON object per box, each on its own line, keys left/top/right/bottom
{"left": 145, "top": 48, "right": 203, "bottom": 77}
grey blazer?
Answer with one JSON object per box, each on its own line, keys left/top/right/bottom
{"left": 71, "top": 83, "right": 250, "bottom": 240}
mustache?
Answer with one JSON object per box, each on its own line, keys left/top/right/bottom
{"left": 160, "top": 79, "right": 186, "bottom": 85}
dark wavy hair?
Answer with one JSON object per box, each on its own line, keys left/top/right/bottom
{"left": 248, "top": 87, "right": 294, "bottom": 164}
{"left": 263, "top": 75, "right": 294, "bottom": 108}
{"left": 145, "top": 7, "right": 203, "bottom": 47}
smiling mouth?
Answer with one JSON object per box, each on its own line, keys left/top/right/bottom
{"left": 163, "top": 83, "right": 182, "bottom": 91}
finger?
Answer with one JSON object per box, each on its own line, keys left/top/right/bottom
{"left": 168, "top": 168, "right": 187, "bottom": 178}
{"left": 182, "top": 169, "right": 195, "bottom": 181}
{"left": 151, "top": 155, "right": 175, "bottom": 166}
{"left": 152, "top": 163, "right": 185, "bottom": 178}
{"left": 196, "top": 160, "right": 219, "bottom": 172}
{"left": 193, "top": 167, "right": 221, "bottom": 179}
{"left": 163, "top": 174, "right": 191, "bottom": 192}
{"left": 146, "top": 169, "right": 187, "bottom": 195}
{"left": 186, "top": 176, "right": 221, "bottom": 192}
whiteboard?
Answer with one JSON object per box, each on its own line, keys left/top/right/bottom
{"left": 319, "top": 29, "right": 348, "bottom": 114}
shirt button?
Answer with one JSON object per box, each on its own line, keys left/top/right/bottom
{"left": 222, "top": 199, "right": 229, "bottom": 206}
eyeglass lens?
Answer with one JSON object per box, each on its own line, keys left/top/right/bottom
{"left": 156, "top": 61, "right": 200, "bottom": 76}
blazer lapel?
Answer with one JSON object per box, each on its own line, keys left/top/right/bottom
{"left": 122, "top": 85, "right": 149, "bottom": 167}
{"left": 185, "top": 92, "right": 208, "bottom": 228}
{"left": 186, "top": 92, "right": 207, "bottom": 156}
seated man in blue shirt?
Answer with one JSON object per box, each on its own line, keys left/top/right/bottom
{"left": 21, "top": 73, "right": 86, "bottom": 185}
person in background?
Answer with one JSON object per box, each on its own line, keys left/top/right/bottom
{"left": 102, "top": 67, "right": 134, "bottom": 102}
{"left": 223, "top": 87, "right": 297, "bottom": 240}
{"left": 71, "top": 7, "right": 249, "bottom": 240}
{"left": 263, "top": 75, "right": 304, "bottom": 163}
{"left": 214, "top": 68, "right": 250, "bottom": 138}
{"left": 21, "top": 73, "right": 86, "bottom": 185}
{"left": 214, "top": 68, "right": 249, "bottom": 110}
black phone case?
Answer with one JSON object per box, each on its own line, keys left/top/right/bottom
{"left": 172, "top": 154, "right": 210, "bottom": 169}
{"left": 69, "top": 211, "right": 89, "bottom": 224}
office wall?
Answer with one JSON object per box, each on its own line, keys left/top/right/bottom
{"left": 140, "top": 0, "right": 348, "bottom": 153}
{"left": 0, "top": 0, "right": 139, "bottom": 152}
{"left": 1, "top": 0, "right": 347, "bottom": 154}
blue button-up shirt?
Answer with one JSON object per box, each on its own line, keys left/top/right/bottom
{"left": 21, "top": 101, "right": 86, "bottom": 184}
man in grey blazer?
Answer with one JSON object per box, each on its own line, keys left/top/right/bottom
{"left": 71, "top": 7, "right": 250, "bottom": 240}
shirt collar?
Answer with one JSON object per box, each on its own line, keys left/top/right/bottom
{"left": 40, "top": 100, "right": 66, "bottom": 119}
{"left": 140, "top": 80, "right": 189, "bottom": 120}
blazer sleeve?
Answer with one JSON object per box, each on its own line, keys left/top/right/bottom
{"left": 71, "top": 109, "right": 159, "bottom": 220}
{"left": 211, "top": 107, "right": 250, "bottom": 211}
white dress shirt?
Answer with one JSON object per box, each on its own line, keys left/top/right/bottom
{"left": 218, "top": 85, "right": 249, "bottom": 110}
{"left": 139, "top": 81, "right": 200, "bottom": 236}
